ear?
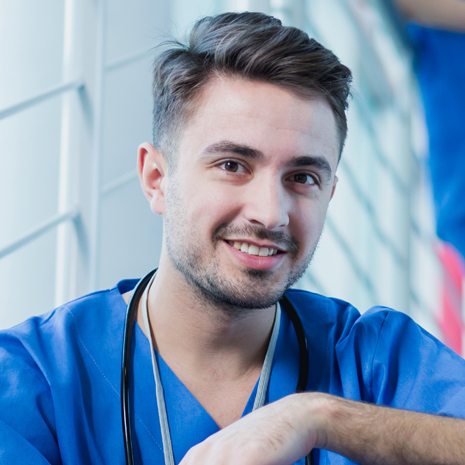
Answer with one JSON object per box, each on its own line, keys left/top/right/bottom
{"left": 330, "top": 175, "right": 338, "bottom": 200}
{"left": 138, "top": 142, "right": 168, "bottom": 215}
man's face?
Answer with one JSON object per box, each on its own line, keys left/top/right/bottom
{"left": 162, "top": 77, "right": 339, "bottom": 313}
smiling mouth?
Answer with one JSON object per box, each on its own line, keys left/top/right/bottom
{"left": 226, "top": 240, "right": 281, "bottom": 257}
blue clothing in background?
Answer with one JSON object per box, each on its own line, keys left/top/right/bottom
{"left": 1, "top": 280, "right": 465, "bottom": 464}
{"left": 407, "top": 24, "right": 465, "bottom": 260}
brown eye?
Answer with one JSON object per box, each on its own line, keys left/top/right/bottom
{"left": 292, "top": 173, "right": 316, "bottom": 184}
{"left": 224, "top": 161, "right": 239, "bottom": 172}
{"left": 294, "top": 174, "right": 308, "bottom": 184}
{"left": 218, "top": 160, "right": 248, "bottom": 175}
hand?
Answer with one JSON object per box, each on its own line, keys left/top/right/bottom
{"left": 179, "top": 393, "right": 324, "bottom": 465}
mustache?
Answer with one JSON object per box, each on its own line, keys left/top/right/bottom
{"left": 213, "top": 224, "right": 299, "bottom": 255}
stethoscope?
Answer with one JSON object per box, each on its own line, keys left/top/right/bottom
{"left": 121, "top": 268, "right": 314, "bottom": 465}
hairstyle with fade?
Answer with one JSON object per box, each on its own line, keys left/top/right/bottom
{"left": 152, "top": 12, "right": 352, "bottom": 166}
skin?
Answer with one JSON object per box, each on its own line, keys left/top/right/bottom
{"left": 158, "top": 76, "right": 339, "bottom": 314}
{"left": 134, "top": 76, "right": 465, "bottom": 463}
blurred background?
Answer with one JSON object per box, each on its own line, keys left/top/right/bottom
{"left": 1, "top": 0, "right": 464, "bottom": 355}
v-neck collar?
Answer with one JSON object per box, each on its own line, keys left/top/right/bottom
{"left": 131, "top": 308, "right": 300, "bottom": 463}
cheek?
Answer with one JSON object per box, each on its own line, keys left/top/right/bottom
{"left": 179, "top": 181, "right": 241, "bottom": 229}
{"left": 291, "top": 201, "right": 328, "bottom": 244}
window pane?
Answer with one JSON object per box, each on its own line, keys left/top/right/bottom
{"left": 0, "top": 0, "right": 65, "bottom": 108}
{"left": 0, "top": 96, "right": 62, "bottom": 246}
{"left": 102, "top": 59, "right": 153, "bottom": 187}
{"left": 105, "top": 0, "right": 170, "bottom": 62}
{"left": 0, "top": 228, "right": 58, "bottom": 329}
{"left": 98, "top": 181, "right": 162, "bottom": 290}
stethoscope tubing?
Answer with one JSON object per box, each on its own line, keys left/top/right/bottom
{"left": 121, "top": 269, "right": 313, "bottom": 465}
{"left": 279, "top": 294, "right": 309, "bottom": 393}
{"left": 121, "top": 269, "right": 157, "bottom": 465}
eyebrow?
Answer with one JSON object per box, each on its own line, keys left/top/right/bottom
{"left": 288, "top": 155, "right": 333, "bottom": 181}
{"left": 202, "top": 140, "right": 333, "bottom": 180}
{"left": 202, "top": 141, "right": 264, "bottom": 160}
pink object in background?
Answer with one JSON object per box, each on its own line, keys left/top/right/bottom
{"left": 436, "top": 242, "right": 465, "bottom": 355}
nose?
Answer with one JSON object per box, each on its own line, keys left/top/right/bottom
{"left": 242, "top": 174, "right": 290, "bottom": 230}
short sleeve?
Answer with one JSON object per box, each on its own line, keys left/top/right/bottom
{"left": 371, "top": 309, "right": 465, "bottom": 417}
{"left": 0, "top": 334, "right": 62, "bottom": 464}
{"left": 335, "top": 308, "right": 465, "bottom": 417}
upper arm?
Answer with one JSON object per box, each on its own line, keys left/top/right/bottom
{"left": 335, "top": 308, "right": 465, "bottom": 417}
{"left": 369, "top": 310, "right": 465, "bottom": 416}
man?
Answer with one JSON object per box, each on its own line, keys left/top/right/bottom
{"left": 1, "top": 12, "right": 465, "bottom": 465}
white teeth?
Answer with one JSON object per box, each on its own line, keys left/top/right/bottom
{"left": 248, "top": 245, "right": 259, "bottom": 255}
{"left": 229, "top": 241, "right": 279, "bottom": 256}
{"left": 259, "top": 247, "right": 269, "bottom": 257}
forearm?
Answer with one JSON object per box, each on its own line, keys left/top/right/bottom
{"left": 394, "top": 0, "right": 465, "bottom": 32}
{"left": 310, "top": 392, "right": 465, "bottom": 465}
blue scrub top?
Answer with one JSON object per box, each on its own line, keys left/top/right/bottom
{"left": 1, "top": 280, "right": 465, "bottom": 464}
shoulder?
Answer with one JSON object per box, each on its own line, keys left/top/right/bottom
{"left": 0, "top": 279, "right": 136, "bottom": 384}
{"left": 1, "top": 281, "right": 127, "bottom": 345}
{"left": 0, "top": 279, "right": 137, "bottom": 462}
{"left": 283, "top": 289, "right": 465, "bottom": 402}
{"left": 284, "top": 289, "right": 421, "bottom": 355}
{"left": 285, "top": 288, "right": 423, "bottom": 342}
{"left": 330, "top": 304, "right": 465, "bottom": 412}
{"left": 285, "top": 288, "right": 363, "bottom": 336}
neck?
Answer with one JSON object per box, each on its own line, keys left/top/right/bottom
{"left": 137, "top": 257, "right": 276, "bottom": 382}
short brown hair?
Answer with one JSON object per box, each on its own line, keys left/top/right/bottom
{"left": 152, "top": 12, "right": 352, "bottom": 163}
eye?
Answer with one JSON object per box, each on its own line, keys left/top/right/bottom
{"left": 219, "top": 160, "right": 247, "bottom": 173}
{"left": 289, "top": 173, "right": 318, "bottom": 185}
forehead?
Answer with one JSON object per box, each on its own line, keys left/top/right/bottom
{"left": 178, "top": 76, "right": 340, "bottom": 171}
